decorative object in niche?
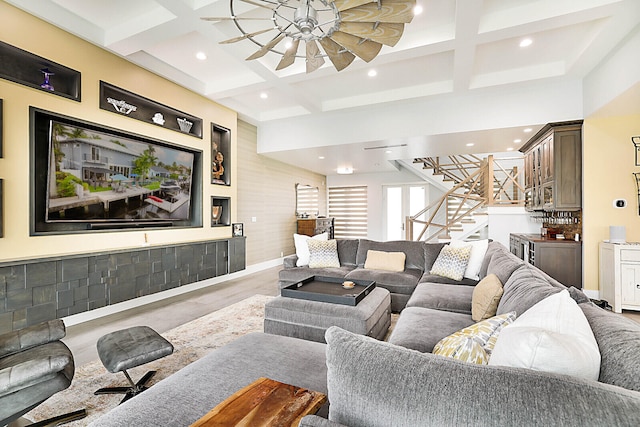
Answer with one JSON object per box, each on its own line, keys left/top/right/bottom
{"left": 99, "top": 81, "right": 203, "bottom": 138}
{"left": 232, "top": 223, "right": 244, "bottom": 237}
{"left": 211, "top": 196, "right": 230, "bottom": 227}
{"left": 211, "top": 123, "right": 231, "bottom": 186}
{"left": 0, "top": 40, "right": 81, "bottom": 101}
{"left": 633, "top": 136, "right": 640, "bottom": 166}
{"left": 40, "top": 68, "right": 54, "bottom": 91}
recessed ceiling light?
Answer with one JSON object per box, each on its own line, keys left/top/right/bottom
{"left": 514, "top": 139, "right": 522, "bottom": 143}
{"left": 385, "top": 150, "right": 392, "bottom": 154}
{"left": 413, "top": 5, "right": 423, "bottom": 15}
{"left": 260, "top": 92, "right": 268, "bottom": 99}
{"left": 519, "top": 38, "right": 533, "bottom": 48}
{"left": 337, "top": 167, "right": 353, "bottom": 175}
{"left": 524, "top": 128, "right": 533, "bottom": 133}
{"left": 466, "top": 143, "right": 475, "bottom": 147}
{"left": 196, "top": 51, "right": 207, "bottom": 60}
{"left": 368, "top": 69, "right": 377, "bottom": 77}
{"left": 506, "top": 147, "right": 514, "bottom": 151}
{"left": 318, "top": 156, "right": 325, "bottom": 160}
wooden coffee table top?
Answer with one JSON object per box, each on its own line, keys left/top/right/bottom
{"left": 190, "top": 377, "right": 327, "bottom": 427}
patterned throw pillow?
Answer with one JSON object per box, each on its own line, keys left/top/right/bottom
{"left": 308, "top": 239, "right": 340, "bottom": 268}
{"left": 430, "top": 244, "right": 472, "bottom": 281}
{"left": 433, "top": 312, "right": 516, "bottom": 364}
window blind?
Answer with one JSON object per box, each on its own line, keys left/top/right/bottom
{"left": 328, "top": 186, "right": 368, "bottom": 239}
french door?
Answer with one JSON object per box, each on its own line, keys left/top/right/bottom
{"left": 383, "top": 185, "right": 428, "bottom": 241}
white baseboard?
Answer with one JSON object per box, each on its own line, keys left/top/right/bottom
{"left": 63, "top": 257, "right": 283, "bottom": 327}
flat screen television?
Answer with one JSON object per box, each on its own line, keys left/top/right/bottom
{"left": 30, "top": 107, "right": 203, "bottom": 234}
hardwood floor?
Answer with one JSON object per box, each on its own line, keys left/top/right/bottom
{"left": 64, "top": 266, "right": 281, "bottom": 366}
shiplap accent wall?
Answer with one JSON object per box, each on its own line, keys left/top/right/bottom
{"left": 237, "top": 120, "right": 326, "bottom": 266}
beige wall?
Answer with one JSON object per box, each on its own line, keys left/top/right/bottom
{"left": 237, "top": 120, "right": 326, "bottom": 266}
{"left": 583, "top": 114, "right": 640, "bottom": 292}
{"left": 0, "top": 3, "right": 237, "bottom": 262}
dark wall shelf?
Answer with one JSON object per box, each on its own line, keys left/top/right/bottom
{"left": 0, "top": 41, "right": 81, "bottom": 101}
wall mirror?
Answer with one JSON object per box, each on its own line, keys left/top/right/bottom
{"left": 296, "top": 183, "right": 319, "bottom": 218}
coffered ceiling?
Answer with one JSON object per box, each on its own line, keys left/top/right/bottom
{"left": 7, "top": 0, "right": 640, "bottom": 175}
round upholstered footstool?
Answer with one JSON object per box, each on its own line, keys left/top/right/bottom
{"left": 94, "top": 326, "right": 174, "bottom": 404}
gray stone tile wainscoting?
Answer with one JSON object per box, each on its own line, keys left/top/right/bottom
{"left": 0, "top": 238, "right": 245, "bottom": 333}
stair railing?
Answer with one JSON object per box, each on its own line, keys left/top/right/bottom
{"left": 407, "top": 155, "right": 525, "bottom": 241}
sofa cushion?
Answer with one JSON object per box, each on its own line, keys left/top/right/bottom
{"left": 430, "top": 244, "right": 472, "bottom": 281}
{"left": 497, "top": 265, "right": 560, "bottom": 316}
{"left": 355, "top": 239, "right": 427, "bottom": 271}
{"left": 471, "top": 274, "right": 503, "bottom": 321}
{"left": 449, "top": 239, "right": 489, "bottom": 280}
{"left": 580, "top": 301, "right": 640, "bottom": 391}
{"left": 294, "top": 232, "right": 328, "bottom": 267}
{"left": 344, "top": 268, "right": 422, "bottom": 296}
{"left": 418, "top": 273, "right": 478, "bottom": 286}
{"left": 433, "top": 311, "right": 516, "bottom": 364}
{"left": 406, "top": 282, "right": 474, "bottom": 314}
{"left": 336, "top": 239, "right": 359, "bottom": 267}
{"left": 324, "top": 326, "right": 640, "bottom": 427}
{"left": 485, "top": 247, "right": 525, "bottom": 286}
{"left": 308, "top": 239, "right": 340, "bottom": 268}
{"left": 363, "top": 250, "right": 405, "bottom": 272}
{"left": 490, "top": 290, "right": 601, "bottom": 381}
{"left": 424, "top": 242, "right": 447, "bottom": 271}
{"left": 388, "top": 306, "right": 474, "bottom": 352}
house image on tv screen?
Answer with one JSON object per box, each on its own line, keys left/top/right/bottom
{"left": 46, "top": 121, "right": 195, "bottom": 223}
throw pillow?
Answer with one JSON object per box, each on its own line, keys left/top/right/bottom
{"left": 489, "top": 289, "right": 601, "bottom": 381}
{"left": 430, "top": 244, "right": 472, "bottom": 281}
{"left": 363, "top": 250, "right": 406, "bottom": 272}
{"left": 471, "top": 274, "right": 504, "bottom": 322}
{"left": 308, "top": 239, "right": 340, "bottom": 268}
{"left": 433, "top": 312, "right": 516, "bottom": 364}
{"left": 449, "top": 239, "right": 489, "bottom": 280}
{"left": 293, "top": 232, "right": 328, "bottom": 267}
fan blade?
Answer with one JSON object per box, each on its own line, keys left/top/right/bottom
{"left": 329, "top": 31, "right": 382, "bottom": 62}
{"left": 332, "top": 0, "right": 371, "bottom": 11}
{"left": 201, "top": 16, "right": 271, "bottom": 21}
{"left": 306, "top": 40, "right": 326, "bottom": 73}
{"left": 240, "top": 0, "right": 275, "bottom": 10}
{"left": 246, "top": 34, "right": 285, "bottom": 60}
{"left": 276, "top": 39, "right": 300, "bottom": 70}
{"left": 338, "top": 22, "right": 404, "bottom": 47}
{"left": 220, "top": 28, "right": 275, "bottom": 44}
{"left": 318, "top": 37, "right": 356, "bottom": 72}
{"left": 340, "top": 0, "right": 417, "bottom": 24}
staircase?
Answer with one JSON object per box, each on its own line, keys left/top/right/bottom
{"left": 401, "top": 155, "right": 525, "bottom": 242}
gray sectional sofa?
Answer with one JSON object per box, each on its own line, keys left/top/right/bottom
{"left": 91, "top": 241, "right": 640, "bottom": 426}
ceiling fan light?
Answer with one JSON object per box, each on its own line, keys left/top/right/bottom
{"left": 294, "top": 4, "right": 318, "bottom": 35}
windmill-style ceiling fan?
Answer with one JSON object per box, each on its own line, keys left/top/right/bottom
{"left": 202, "top": 0, "right": 417, "bottom": 73}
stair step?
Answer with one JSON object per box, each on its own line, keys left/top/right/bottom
{"left": 461, "top": 219, "right": 476, "bottom": 224}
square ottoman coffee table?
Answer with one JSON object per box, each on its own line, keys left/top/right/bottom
{"left": 264, "top": 279, "right": 391, "bottom": 343}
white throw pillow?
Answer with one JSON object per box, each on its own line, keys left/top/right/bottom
{"left": 489, "top": 289, "right": 601, "bottom": 381}
{"left": 450, "top": 239, "right": 489, "bottom": 280}
{"left": 294, "top": 232, "right": 328, "bottom": 267}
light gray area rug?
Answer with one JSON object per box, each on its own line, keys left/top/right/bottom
{"left": 25, "top": 294, "right": 274, "bottom": 426}
{"left": 25, "top": 294, "right": 398, "bottom": 426}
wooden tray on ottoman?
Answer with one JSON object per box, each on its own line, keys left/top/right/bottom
{"left": 281, "top": 275, "right": 375, "bottom": 306}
